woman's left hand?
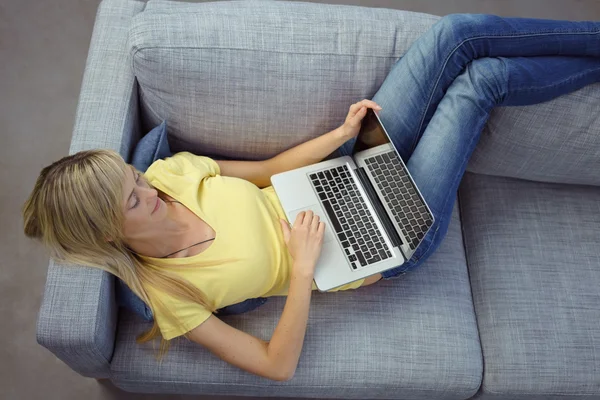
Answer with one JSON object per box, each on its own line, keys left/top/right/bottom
{"left": 339, "top": 99, "right": 382, "bottom": 140}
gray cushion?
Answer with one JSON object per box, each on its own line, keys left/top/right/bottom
{"left": 459, "top": 172, "right": 600, "bottom": 399}
{"left": 466, "top": 83, "right": 600, "bottom": 187}
{"left": 127, "top": 0, "right": 440, "bottom": 160}
{"left": 110, "top": 199, "right": 482, "bottom": 398}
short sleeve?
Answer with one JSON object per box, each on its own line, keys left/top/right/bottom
{"left": 145, "top": 151, "right": 220, "bottom": 181}
{"left": 144, "top": 152, "right": 221, "bottom": 201}
{"left": 146, "top": 285, "right": 212, "bottom": 340}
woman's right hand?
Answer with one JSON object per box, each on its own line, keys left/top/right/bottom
{"left": 279, "top": 210, "right": 326, "bottom": 277}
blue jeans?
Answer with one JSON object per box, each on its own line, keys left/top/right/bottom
{"left": 220, "top": 14, "right": 600, "bottom": 313}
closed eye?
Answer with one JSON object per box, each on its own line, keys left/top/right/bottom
{"left": 130, "top": 172, "right": 141, "bottom": 209}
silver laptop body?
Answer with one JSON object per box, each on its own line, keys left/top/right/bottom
{"left": 271, "top": 109, "right": 435, "bottom": 291}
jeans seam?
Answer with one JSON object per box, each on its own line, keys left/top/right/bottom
{"left": 507, "top": 65, "right": 600, "bottom": 98}
{"left": 411, "top": 29, "right": 600, "bottom": 153}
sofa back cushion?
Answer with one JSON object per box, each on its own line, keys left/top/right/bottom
{"left": 129, "top": 0, "right": 600, "bottom": 186}
{"left": 467, "top": 84, "right": 600, "bottom": 186}
{"left": 127, "top": 0, "right": 439, "bottom": 160}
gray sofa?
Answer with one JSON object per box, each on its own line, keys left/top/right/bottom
{"left": 36, "top": 0, "right": 600, "bottom": 398}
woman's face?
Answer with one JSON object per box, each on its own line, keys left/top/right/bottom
{"left": 121, "top": 165, "right": 168, "bottom": 240}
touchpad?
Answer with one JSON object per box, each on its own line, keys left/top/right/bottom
{"left": 288, "top": 205, "right": 336, "bottom": 243}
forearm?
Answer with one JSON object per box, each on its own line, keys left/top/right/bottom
{"left": 266, "top": 126, "right": 350, "bottom": 177}
{"left": 266, "top": 265, "right": 314, "bottom": 380}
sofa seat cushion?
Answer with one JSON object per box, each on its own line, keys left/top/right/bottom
{"left": 127, "top": 0, "right": 439, "bottom": 160}
{"left": 109, "top": 199, "right": 482, "bottom": 398}
{"left": 459, "top": 172, "right": 600, "bottom": 399}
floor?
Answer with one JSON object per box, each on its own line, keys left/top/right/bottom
{"left": 2, "top": 0, "right": 599, "bottom": 399}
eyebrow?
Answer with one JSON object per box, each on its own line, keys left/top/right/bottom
{"left": 127, "top": 167, "right": 136, "bottom": 206}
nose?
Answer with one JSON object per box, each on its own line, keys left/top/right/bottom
{"left": 142, "top": 186, "right": 158, "bottom": 203}
{"left": 141, "top": 185, "right": 157, "bottom": 196}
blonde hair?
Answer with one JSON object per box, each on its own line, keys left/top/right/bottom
{"left": 22, "top": 149, "right": 221, "bottom": 359}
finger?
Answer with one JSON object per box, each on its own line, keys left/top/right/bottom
{"left": 348, "top": 102, "right": 362, "bottom": 114}
{"left": 294, "top": 211, "right": 306, "bottom": 227}
{"left": 303, "top": 210, "right": 313, "bottom": 225}
{"left": 318, "top": 221, "right": 326, "bottom": 238}
{"left": 352, "top": 106, "right": 367, "bottom": 122}
{"left": 361, "top": 99, "right": 382, "bottom": 109}
{"left": 311, "top": 213, "right": 320, "bottom": 230}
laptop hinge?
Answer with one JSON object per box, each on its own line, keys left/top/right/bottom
{"left": 355, "top": 167, "right": 402, "bottom": 248}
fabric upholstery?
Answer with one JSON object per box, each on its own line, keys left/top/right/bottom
{"left": 466, "top": 83, "right": 600, "bottom": 186}
{"left": 35, "top": 0, "right": 146, "bottom": 378}
{"left": 127, "top": 0, "right": 440, "bottom": 161}
{"left": 460, "top": 172, "right": 600, "bottom": 399}
{"left": 37, "top": 260, "right": 118, "bottom": 378}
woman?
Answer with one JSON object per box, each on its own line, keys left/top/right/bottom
{"left": 23, "top": 14, "right": 600, "bottom": 381}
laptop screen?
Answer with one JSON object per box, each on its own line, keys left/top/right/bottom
{"left": 351, "top": 108, "right": 391, "bottom": 155}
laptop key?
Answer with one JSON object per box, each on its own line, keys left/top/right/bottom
{"left": 356, "top": 251, "right": 367, "bottom": 266}
{"left": 368, "top": 255, "right": 381, "bottom": 264}
{"left": 321, "top": 200, "right": 343, "bottom": 233}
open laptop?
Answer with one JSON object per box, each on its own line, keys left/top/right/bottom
{"left": 271, "top": 108, "right": 435, "bottom": 291}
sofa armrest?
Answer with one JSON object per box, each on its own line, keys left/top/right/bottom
{"left": 37, "top": 261, "right": 118, "bottom": 378}
{"left": 35, "top": 0, "right": 146, "bottom": 378}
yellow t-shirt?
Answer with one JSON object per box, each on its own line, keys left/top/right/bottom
{"left": 141, "top": 152, "right": 365, "bottom": 340}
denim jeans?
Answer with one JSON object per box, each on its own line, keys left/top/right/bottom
{"left": 338, "top": 14, "right": 600, "bottom": 280}
{"left": 221, "top": 14, "right": 600, "bottom": 313}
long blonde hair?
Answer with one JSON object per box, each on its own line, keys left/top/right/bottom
{"left": 22, "top": 149, "right": 221, "bottom": 359}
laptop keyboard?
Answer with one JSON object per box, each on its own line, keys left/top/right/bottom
{"left": 365, "top": 151, "right": 433, "bottom": 251}
{"left": 309, "top": 165, "right": 392, "bottom": 270}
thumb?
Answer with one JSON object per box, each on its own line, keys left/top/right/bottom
{"left": 353, "top": 106, "right": 367, "bottom": 123}
{"left": 280, "top": 218, "right": 291, "bottom": 243}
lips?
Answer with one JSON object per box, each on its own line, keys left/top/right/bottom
{"left": 152, "top": 197, "right": 160, "bottom": 214}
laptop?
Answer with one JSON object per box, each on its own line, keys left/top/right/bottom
{"left": 271, "top": 108, "right": 435, "bottom": 291}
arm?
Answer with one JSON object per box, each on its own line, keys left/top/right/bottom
{"left": 215, "top": 126, "right": 350, "bottom": 189}
{"left": 264, "top": 126, "right": 350, "bottom": 179}
{"left": 215, "top": 100, "right": 378, "bottom": 188}
{"left": 187, "top": 264, "right": 314, "bottom": 381}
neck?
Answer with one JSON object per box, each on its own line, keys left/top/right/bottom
{"left": 124, "top": 200, "right": 192, "bottom": 258}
